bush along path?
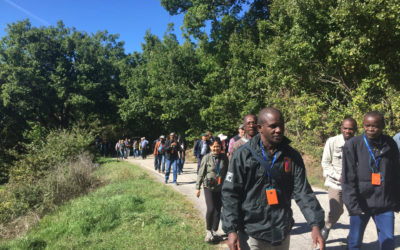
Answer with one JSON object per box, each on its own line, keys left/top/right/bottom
{"left": 126, "top": 155, "right": 400, "bottom": 250}
{"left": 0, "top": 159, "right": 215, "bottom": 250}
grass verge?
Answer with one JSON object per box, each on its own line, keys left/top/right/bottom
{"left": 0, "top": 158, "right": 215, "bottom": 250}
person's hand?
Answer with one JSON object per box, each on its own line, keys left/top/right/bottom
{"left": 195, "top": 190, "right": 200, "bottom": 198}
{"left": 311, "top": 226, "right": 325, "bottom": 250}
{"left": 339, "top": 177, "right": 342, "bottom": 183}
{"left": 227, "top": 232, "right": 240, "bottom": 250}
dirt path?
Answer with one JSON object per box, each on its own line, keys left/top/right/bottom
{"left": 126, "top": 156, "right": 400, "bottom": 249}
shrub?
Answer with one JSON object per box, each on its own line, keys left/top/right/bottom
{"left": 0, "top": 127, "right": 99, "bottom": 227}
{"left": 0, "top": 153, "right": 98, "bottom": 225}
{"left": 9, "top": 127, "right": 95, "bottom": 183}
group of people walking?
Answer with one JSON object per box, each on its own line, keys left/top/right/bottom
{"left": 152, "top": 133, "right": 187, "bottom": 185}
{"left": 109, "top": 107, "right": 399, "bottom": 250}
{"left": 193, "top": 107, "right": 400, "bottom": 250}
{"left": 114, "top": 137, "right": 149, "bottom": 160}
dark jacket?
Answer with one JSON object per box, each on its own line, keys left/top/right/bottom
{"left": 164, "top": 139, "right": 180, "bottom": 160}
{"left": 221, "top": 134, "right": 324, "bottom": 244}
{"left": 342, "top": 134, "right": 400, "bottom": 215}
{"left": 193, "top": 139, "right": 209, "bottom": 158}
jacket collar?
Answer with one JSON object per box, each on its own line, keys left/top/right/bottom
{"left": 249, "top": 133, "right": 292, "bottom": 156}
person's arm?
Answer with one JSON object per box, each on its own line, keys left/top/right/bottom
{"left": 228, "top": 138, "right": 235, "bottom": 154}
{"left": 195, "top": 154, "right": 208, "bottom": 197}
{"left": 221, "top": 152, "right": 245, "bottom": 248}
{"left": 292, "top": 152, "right": 325, "bottom": 231}
{"left": 193, "top": 140, "right": 199, "bottom": 156}
{"left": 153, "top": 141, "right": 160, "bottom": 155}
{"left": 321, "top": 138, "right": 340, "bottom": 180}
{"left": 311, "top": 226, "right": 325, "bottom": 250}
{"left": 341, "top": 141, "right": 363, "bottom": 215}
{"left": 164, "top": 141, "right": 172, "bottom": 151}
{"left": 396, "top": 147, "right": 400, "bottom": 210}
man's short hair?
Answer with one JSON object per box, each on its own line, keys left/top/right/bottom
{"left": 342, "top": 117, "right": 357, "bottom": 129}
{"left": 257, "top": 107, "right": 283, "bottom": 125}
{"left": 364, "top": 111, "right": 385, "bottom": 127}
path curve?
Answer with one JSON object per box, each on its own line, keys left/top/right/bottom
{"left": 126, "top": 156, "right": 399, "bottom": 249}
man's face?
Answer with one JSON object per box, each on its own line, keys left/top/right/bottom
{"left": 170, "top": 134, "right": 175, "bottom": 140}
{"left": 341, "top": 120, "right": 356, "bottom": 140}
{"left": 363, "top": 115, "right": 383, "bottom": 140}
{"left": 201, "top": 135, "right": 207, "bottom": 141}
{"left": 239, "top": 128, "right": 245, "bottom": 137}
{"left": 244, "top": 116, "right": 257, "bottom": 137}
{"left": 258, "top": 113, "right": 284, "bottom": 146}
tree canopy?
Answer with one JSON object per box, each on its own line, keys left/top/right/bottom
{"left": 1, "top": 0, "right": 400, "bottom": 182}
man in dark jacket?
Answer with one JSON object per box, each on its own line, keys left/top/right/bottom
{"left": 342, "top": 111, "right": 400, "bottom": 250}
{"left": 194, "top": 133, "right": 210, "bottom": 174}
{"left": 221, "top": 107, "right": 324, "bottom": 250}
{"left": 164, "top": 132, "right": 180, "bottom": 185}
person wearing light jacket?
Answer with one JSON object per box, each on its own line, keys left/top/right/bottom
{"left": 320, "top": 118, "right": 357, "bottom": 241}
{"left": 195, "top": 136, "right": 229, "bottom": 243}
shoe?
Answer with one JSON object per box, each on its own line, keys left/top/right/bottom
{"left": 173, "top": 182, "right": 178, "bottom": 186}
{"left": 211, "top": 231, "right": 220, "bottom": 242}
{"left": 321, "top": 227, "right": 330, "bottom": 241}
{"left": 204, "top": 230, "right": 213, "bottom": 243}
{"left": 164, "top": 180, "right": 168, "bottom": 184}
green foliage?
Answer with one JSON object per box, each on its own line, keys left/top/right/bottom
{"left": 0, "top": 128, "right": 97, "bottom": 224}
{"left": 1, "top": 0, "right": 400, "bottom": 186}
{"left": 10, "top": 127, "right": 95, "bottom": 182}
{"left": 0, "top": 20, "right": 126, "bottom": 179}
{"left": 1, "top": 160, "right": 214, "bottom": 250}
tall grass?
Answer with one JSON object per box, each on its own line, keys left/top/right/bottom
{"left": 0, "top": 159, "right": 215, "bottom": 249}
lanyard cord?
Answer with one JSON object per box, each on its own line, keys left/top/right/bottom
{"left": 363, "top": 135, "right": 381, "bottom": 173}
{"left": 213, "top": 157, "right": 221, "bottom": 176}
{"left": 260, "top": 140, "right": 277, "bottom": 182}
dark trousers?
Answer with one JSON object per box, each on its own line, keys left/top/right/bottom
{"left": 141, "top": 149, "right": 147, "bottom": 159}
{"left": 197, "top": 155, "right": 204, "bottom": 174}
{"left": 203, "top": 187, "right": 222, "bottom": 231}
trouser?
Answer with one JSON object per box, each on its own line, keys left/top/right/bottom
{"left": 238, "top": 231, "right": 290, "bottom": 250}
{"left": 197, "top": 155, "right": 204, "bottom": 174}
{"left": 155, "top": 154, "right": 162, "bottom": 171}
{"left": 142, "top": 149, "right": 147, "bottom": 159}
{"left": 325, "top": 187, "right": 344, "bottom": 229}
{"left": 154, "top": 154, "right": 158, "bottom": 169}
{"left": 348, "top": 211, "right": 394, "bottom": 250}
{"left": 203, "top": 187, "right": 222, "bottom": 231}
{"left": 178, "top": 157, "right": 185, "bottom": 173}
{"left": 165, "top": 158, "right": 178, "bottom": 183}
{"left": 161, "top": 155, "right": 166, "bottom": 172}
{"left": 124, "top": 148, "right": 130, "bottom": 158}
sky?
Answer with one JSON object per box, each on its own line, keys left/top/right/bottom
{"left": 0, "top": 0, "right": 185, "bottom": 53}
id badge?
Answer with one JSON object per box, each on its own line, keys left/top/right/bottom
{"left": 371, "top": 173, "right": 381, "bottom": 185}
{"left": 266, "top": 188, "right": 279, "bottom": 205}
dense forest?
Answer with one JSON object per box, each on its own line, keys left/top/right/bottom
{"left": 1, "top": 0, "right": 400, "bottom": 183}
